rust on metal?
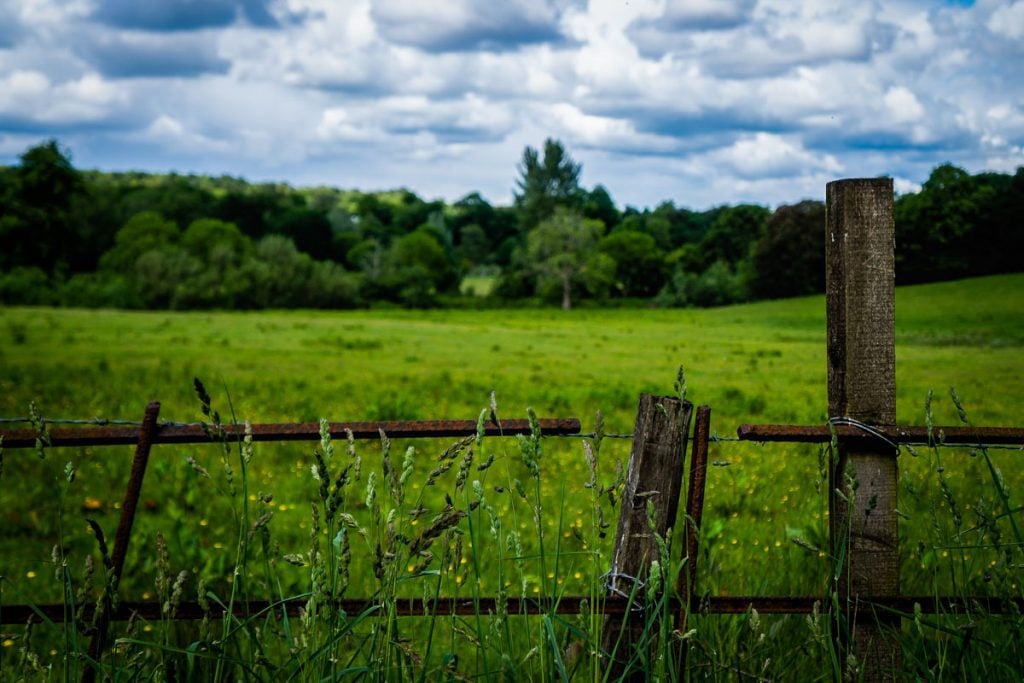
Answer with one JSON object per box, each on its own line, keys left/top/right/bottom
{"left": 1, "top": 417, "right": 582, "bottom": 449}
{"left": 678, "top": 405, "right": 711, "bottom": 623}
{"left": 83, "top": 402, "right": 161, "bottom": 683}
{"left": 108, "top": 402, "right": 161, "bottom": 573}
{"left": 737, "top": 424, "right": 1024, "bottom": 446}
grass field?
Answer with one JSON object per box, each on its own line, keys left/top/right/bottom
{"left": 1, "top": 273, "right": 1022, "bottom": 678}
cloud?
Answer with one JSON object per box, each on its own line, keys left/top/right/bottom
{"left": 987, "top": 1, "right": 1024, "bottom": 40}
{"left": 138, "top": 114, "right": 232, "bottom": 153}
{"left": 76, "top": 30, "right": 231, "bottom": 78}
{"left": 0, "top": 70, "right": 127, "bottom": 127}
{"left": 0, "top": 0, "right": 1021, "bottom": 211}
{"left": 630, "top": 3, "right": 896, "bottom": 79}
{"left": 544, "top": 103, "right": 679, "bottom": 153}
{"left": 650, "top": 0, "right": 756, "bottom": 31}
{"left": 316, "top": 94, "right": 516, "bottom": 145}
{"left": 370, "top": 0, "right": 567, "bottom": 52}
{"left": 700, "top": 132, "right": 843, "bottom": 181}
{"left": 0, "top": 2, "right": 22, "bottom": 47}
{"left": 91, "top": 0, "right": 278, "bottom": 32}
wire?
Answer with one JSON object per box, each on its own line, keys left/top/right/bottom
{"left": 828, "top": 416, "right": 902, "bottom": 453}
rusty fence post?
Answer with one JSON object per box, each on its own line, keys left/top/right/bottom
{"left": 83, "top": 401, "right": 161, "bottom": 683}
{"left": 675, "top": 404, "right": 711, "bottom": 674}
{"left": 602, "top": 394, "right": 692, "bottom": 680}
{"left": 826, "top": 178, "right": 900, "bottom": 680}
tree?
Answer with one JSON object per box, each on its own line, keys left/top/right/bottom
{"left": 99, "top": 211, "right": 180, "bottom": 272}
{"left": 597, "top": 230, "right": 666, "bottom": 297}
{"left": 751, "top": 200, "right": 825, "bottom": 299}
{"left": 514, "top": 139, "right": 582, "bottom": 231}
{"left": 895, "top": 163, "right": 994, "bottom": 283}
{"left": 582, "top": 184, "right": 620, "bottom": 231}
{"left": 388, "top": 228, "right": 457, "bottom": 288}
{"left": 974, "top": 167, "right": 1024, "bottom": 275}
{"left": 0, "top": 140, "right": 87, "bottom": 274}
{"left": 701, "top": 204, "right": 770, "bottom": 266}
{"left": 454, "top": 223, "right": 489, "bottom": 270}
{"left": 527, "top": 208, "right": 606, "bottom": 310}
{"left": 118, "top": 174, "right": 217, "bottom": 230}
{"left": 182, "top": 218, "right": 252, "bottom": 264}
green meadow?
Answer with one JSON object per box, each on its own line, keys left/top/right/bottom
{"left": 1, "top": 273, "right": 1022, "bottom": 678}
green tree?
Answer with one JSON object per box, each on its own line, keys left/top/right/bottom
{"left": 0, "top": 140, "right": 87, "bottom": 275}
{"left": 751, "top": 200, "right": 825, "bottom": 299}
{"left": 181, "top": 218, "right": 252, "bottom": 264}
{"left": 454, "top": 223, "right": 490, "bottom": 271}
{"left": 597, "top": 230, "right": 666, "bottom": 297}
{"left": 895, "top": 163, "right": 994, "bottom": 283}
{"left": 117, "top": 174, "right": 217, "bottom": 230}
{"left": 582, "top": 184, "right": 620, "bottom": 231}
{"left": 527, "top": 208, "right": 607, "bottom": 310}
{"left": 658, "top": 260, "right": 747, "bottom": 308}
{"left": 974, "top": 167, "right": 1024, "bottom": 275}
{"left": 134, "top": 246, "right": 202, "bottom": 309}
{"left": 514, "top": 139, "right": 582, "bottom": 231}
{"left": 99, "top": 211, "right": 181, "bottom": 272}
{"left": 388, "top": 227, "right": 458, "bottom": 301}
{"left": 701, "top": 204, "right": 770, "bottom": 266}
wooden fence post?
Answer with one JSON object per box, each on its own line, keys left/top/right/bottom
{"left": 826, "top": 178, "right": 900, "bottom": 680}
{"left": 602, "top": 394, "right": 692, "bottom": 679}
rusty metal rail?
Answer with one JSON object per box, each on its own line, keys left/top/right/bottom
{"left": 0, "top": 417, "right": 582, "bottom": 449}
{"left": 737, "top": 423, "right": 1024, "bottom": 446}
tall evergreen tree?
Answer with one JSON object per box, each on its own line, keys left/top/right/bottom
{"left": 514, "top": 138, "right": 582, "bottom": 231}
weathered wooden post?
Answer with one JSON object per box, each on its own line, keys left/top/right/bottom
{"left": 603, "top": 394, "right": 692, "bottom": 679}
{"left": 826, "top": 178, "right": 900, "bottom": 679}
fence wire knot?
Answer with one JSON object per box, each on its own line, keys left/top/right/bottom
{"left": 827, "top": 416, "right": 901, "bottom": 455}
{"left": 602, "top": 571, "right": 647, "bottom": 612}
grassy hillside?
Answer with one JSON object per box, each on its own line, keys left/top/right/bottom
{"left": 3, "top": 273, "right": 1021, "bottom": 428}
{"left": 1, "top": 274, "right": 1021, "bottom": 678}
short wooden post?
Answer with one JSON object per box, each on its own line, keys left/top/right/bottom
{"left": 826, "top": 178, "right": 900, "bottom": 679}
{"left": 603, "top": 394, "right": 692, "bottom": 679}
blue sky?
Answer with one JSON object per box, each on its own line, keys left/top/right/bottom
{"left": 0, "top": 0, "right": 1021, "bottom": 210}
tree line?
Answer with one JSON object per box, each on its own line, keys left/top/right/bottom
{"left": 1, "top": 139, "right": 1021, "bottom": 310}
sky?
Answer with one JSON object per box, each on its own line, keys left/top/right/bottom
{"left": 0, "top": 0, "right": 1022, "bottom": 211}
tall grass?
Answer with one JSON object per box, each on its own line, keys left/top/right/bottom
{"left": 1, "top": 381, "right": 1022, "bottom": 680}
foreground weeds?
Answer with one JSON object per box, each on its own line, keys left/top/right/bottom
{"left": 1, "top": 384, "right": 1022, "bottom": 681}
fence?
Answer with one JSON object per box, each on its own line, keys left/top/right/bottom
{"left": 3, "top": 178, "right": 1024, "bottom": 681}
{"left": 4, "top": 398, "right": 1022, "bottom": 679}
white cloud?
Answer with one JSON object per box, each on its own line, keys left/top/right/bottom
{"left": 0, "top": 70, "right": 50, "bottom": 101}
{"left": 883, "top": 86, "right": 925, "bottom": 125}
{"left": 545, "top": 103, "right": 678, "bottom": 153}
{"left": 987, "top": 0, "right": 1024, "bottom": 40}
{"left": 139, "top": 114, "right": 232, "bottom": 154}
{"left": 705, "top": 133, "right": 843, "bottom": 180}
{"left": 0, "top": 70, "right": 125, "bottom": 124}
{"left": 1, "top": 0, "right": 1022, "bottom": 209}
{"left": 14, "top": 0, "right": 91, "bottom": 25}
